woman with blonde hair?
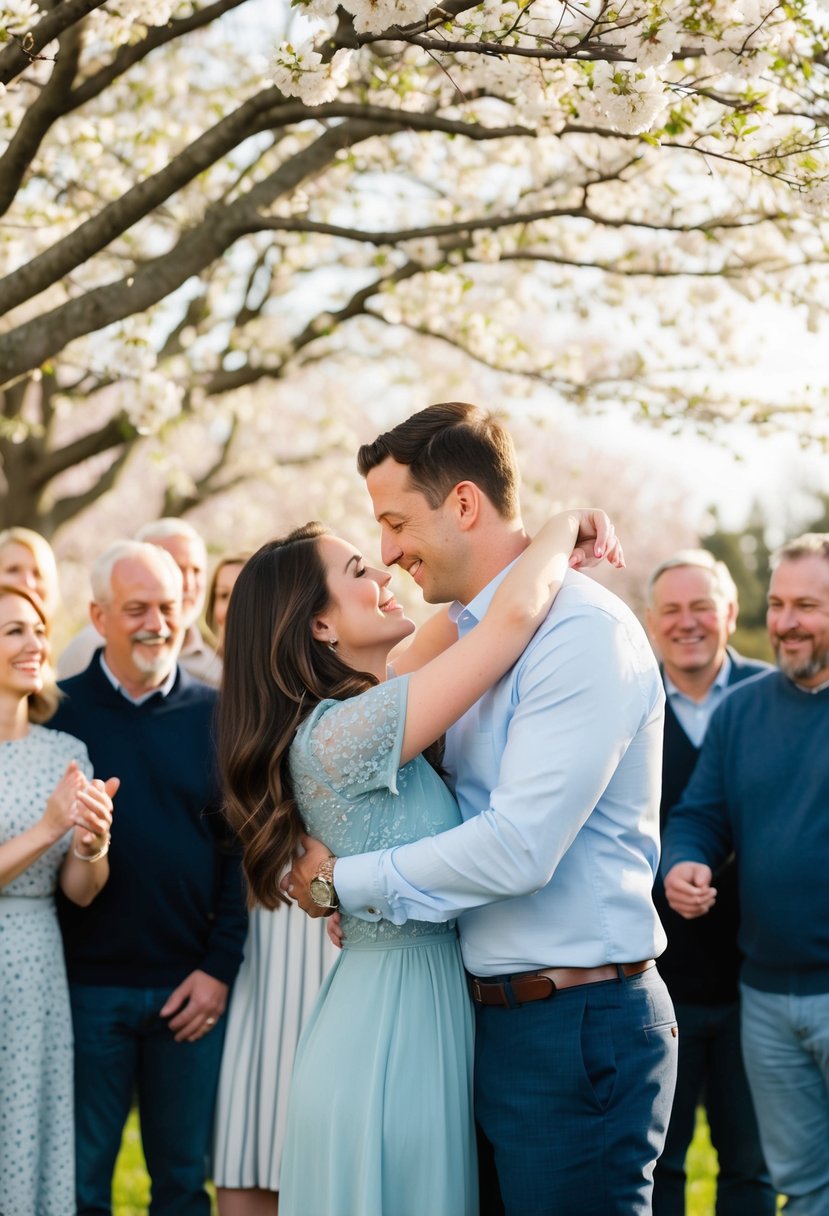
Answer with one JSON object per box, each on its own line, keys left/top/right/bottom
{"left": 205, "top": 554, "right": 250, "bottom": 656}
{"left": 0, "top": 526, "right": 61, "bottom": 619}
{"left": 0, "top": 582, "right": 118, "bottom": 1213}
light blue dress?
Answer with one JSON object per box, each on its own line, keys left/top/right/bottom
{"left": 279, "top": 677, "right": 477, "bottom": 1216}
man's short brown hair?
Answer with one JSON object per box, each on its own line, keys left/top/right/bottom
{"left": 357, "top": 402, "right": 520, "bottom": 519}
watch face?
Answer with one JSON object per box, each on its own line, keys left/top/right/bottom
{"left": 310, "top": 876, "right": 335, "bottom": 908}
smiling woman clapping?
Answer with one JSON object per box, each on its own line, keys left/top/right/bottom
{"left": 0, "top": 582, "right": 118, "bottom": 1214}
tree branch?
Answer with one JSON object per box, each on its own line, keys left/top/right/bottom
{"left": 47, "top": 443, "right": 133, "bottom": 532}
{"left": 0, "top": 379, "right": 27, "bottom": 419}
{"left": 359, "top": 31, "right": 632, "bottom": 64}
{"left": 0, "top": 118, "right": 385, "bottom": 384}
{"left": 28, "top": 411, "right": 135, "bottom": 490}
{"left": 497, "top": 250, "right": 818, "bottom": 277}
{"left": 252, "top": 205, "right": 787, "bottom": 246}
{"left": 0, "top": 23, "right": 82, "bottom": 217}
{"left": 0, "top": 87, "right": 286, "bottom": 316}
{"left": 203, "top": 261, "right": 423, "bottom": 396}
{"left": 0, "top": 99, "right": 532, "bottom": 319}
{"left": 0, "top": 0, "right": 106, "bottom": 87}
{"left": 157, "top": 293, "right": 210, "bottom": 361}
{"left": 68, "top": 0, "right": 250, "bottom": 110}
{"left": 161, "top": 413, "right": 239, "bottom": 515}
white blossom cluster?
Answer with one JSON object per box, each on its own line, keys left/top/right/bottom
{"left": 85, "top": 0, "right": 181, "bottom": 51}
{"left": 109, "top": 369, "right": 184, "bottom": 435}
{"left": 340, "top": 0, "right": 431, "bottom": 36}
{"left": 270, "top": 42, "right": 354, "bottom": 104}
{"left": 283, "top": 0, "right": 825, "bottom": 143}
{"left": 0, "top": 0, "right": 39, "bottom": 32}
{"left": 577, "top": 63, "right": 670, "bottom": 135}
{"left": 82, "top": 330, "right": 184, "bottom": 435}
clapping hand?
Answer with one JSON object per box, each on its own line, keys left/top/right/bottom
{"left": 71, "top": 776, "right": 119, "bottom": 855}
{"left": 42, "top": 761, "right": 118, "bottom": 853}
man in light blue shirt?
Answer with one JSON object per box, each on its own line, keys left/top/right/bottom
{"left": 289, "top": 402, "right": 677, "bottom": 1215}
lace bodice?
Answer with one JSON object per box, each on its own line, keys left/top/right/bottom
{"left": 289, "top": 677, "right": 461, "bottom": 946}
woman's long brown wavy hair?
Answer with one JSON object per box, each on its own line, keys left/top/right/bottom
{"left": 218, "top": 523, "right": 379, "bottom": 909}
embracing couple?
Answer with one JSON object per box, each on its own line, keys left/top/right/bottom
{"left": 218, "top": 402, "right": 677, "bottom": 1216}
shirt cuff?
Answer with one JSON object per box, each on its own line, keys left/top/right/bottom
{"left": 335, "top": 852, "right": 398, "bottom": 923}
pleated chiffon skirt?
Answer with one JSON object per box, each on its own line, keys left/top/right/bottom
{"left": 212, "top": 904, "right": 336, "bottom": 1190}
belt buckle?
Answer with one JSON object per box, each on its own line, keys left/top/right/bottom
{"left": 470, "top": 977, "right": 510, "bottom": 1008}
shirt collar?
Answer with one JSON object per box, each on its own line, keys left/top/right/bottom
{"left": 99, "top": 653, "right": 177, "bottom": 705}
{"left": 664, "top": 651, "right": 732, "bottom": 703}
{"left": 789, "top": 672, "right": 829, "bottom": 695}
{"left": 448, "top": 558, "right": 520, "bottom": 629}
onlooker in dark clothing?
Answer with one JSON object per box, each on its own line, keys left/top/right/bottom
{"left": 58, "top": 518, "right": 220, "bottom": 686}
{"left": 51, "top": 540, "right": 247, "bottom": 1216}
{"left": 646, "top": 550, "right": 774, "bottom": 1216}
{"left": 663, "top": 533, "right": 829, "bottom": 1216}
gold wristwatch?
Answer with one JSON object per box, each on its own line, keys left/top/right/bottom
{"left": 309, "top": 854, "right": 339, "bottom": 911}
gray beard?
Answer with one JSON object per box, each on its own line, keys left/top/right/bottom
{"left": 131, "top": 634, "right": 178, "bottom": 678}
{"left": 775, "top": 640, "right": 829, "bottom": 683}
{"left": 132, "top": 649, "right": 174, "bottom": 677}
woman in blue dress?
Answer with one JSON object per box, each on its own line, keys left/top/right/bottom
{"left": 0, "top": 583, "right": 116, "bottom": 1213}
{"left": 218, "top": 510, "right": 619, "bottom": 1216}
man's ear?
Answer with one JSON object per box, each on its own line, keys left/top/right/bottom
{"left": 725, "top": 600, "right": 738, "bottom": 637}
{"left": 450, "top": 481, "right": 482, "bottom": 532}
{"left": 89, "top": 601, "right": 108, "bottom": 640}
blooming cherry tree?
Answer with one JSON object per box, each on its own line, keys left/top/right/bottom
{"left": 1, "top": 0, "right": 828, "bottom": 536}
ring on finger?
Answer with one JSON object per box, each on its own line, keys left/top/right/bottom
{"left": 205, "top": 1016, "right": 216, "bottom": 1027}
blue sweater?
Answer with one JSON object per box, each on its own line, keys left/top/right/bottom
{"left": 50, "top": 659, "right": 247, "bottom": 988}
{"left": 662, "top": 669, "right": 829, "bottom": 995}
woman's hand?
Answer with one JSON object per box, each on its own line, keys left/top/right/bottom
{"left": 326, "top": 911, "right": 344, "bottom": 950}
{"left": 41, "top": 761, "right": 87, "bottom": 844}
{"left": 71, "top": 777, "right": 119, "bottom": 856}
{"left": 566, "top": 509, "right": 625, "bottom": 571}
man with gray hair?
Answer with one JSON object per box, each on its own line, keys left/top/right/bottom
{"left": 646, "top": 549, "right": 773, "bottom": 1215}
{"left": 663, "top": 533, "right": 829, "bottom": 1215}
{"left": 58, "top": 518, "right": 219, "bottom": 685}
{"left": 50, "top": 540, "right": 247, "bottom": 1216}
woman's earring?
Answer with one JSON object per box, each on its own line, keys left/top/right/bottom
{"left": 327, "top": 639, "right": 338, "bottom": 652}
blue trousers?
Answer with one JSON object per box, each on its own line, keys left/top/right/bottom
{"left": 741, "top": 984, "right": 829, "bottom": 1216}
{"left": 474, "top": 965, "right": 678, "bottom": 1216}
{"left": 69, "top": 983, "right": 226, "bottom": 1216}
{"left": 652, "top": 1000, "right": 774, "bottom": 1216}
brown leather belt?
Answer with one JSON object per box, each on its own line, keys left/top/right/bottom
{"left": 469, "top": 960, "right": 655, "bottom": 1008}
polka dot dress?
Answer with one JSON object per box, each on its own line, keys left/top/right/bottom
{"left": 0, "top": 726, "right": 92, "bottom": 1216}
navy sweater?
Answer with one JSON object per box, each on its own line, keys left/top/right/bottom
{"left": 653, "top": 651, "right": 770, "bottom": 1004}
{"left": 50, "top": 659, "right": 247, "bottom": 988}
{"left": 662, "top": 670, "right": 829, "bottom": 996}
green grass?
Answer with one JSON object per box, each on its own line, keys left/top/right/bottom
{"left": 113, "top": 1107, "right": 771, "bottom": 1216}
